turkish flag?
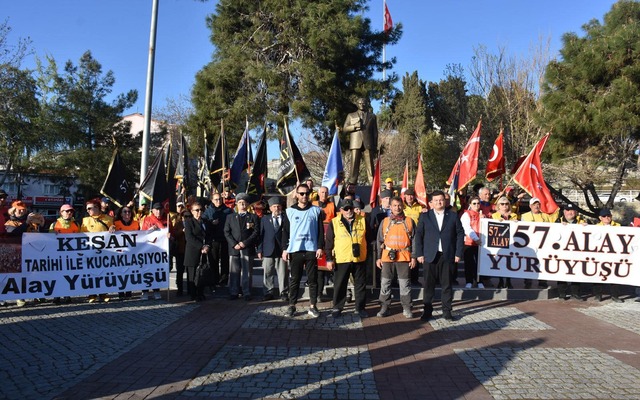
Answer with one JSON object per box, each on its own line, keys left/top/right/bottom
{"left": 384, "top": 3, "right": 393, "bottom": 33}
{"left": 633, "top": 217, "right": 640, "bottom": 227}
{"left": 415, "top": 153, "right": 428, "bottom": 207}
{"left": 486, "top": 130, "right": 506, "bottom": 181}
{"left": 512, "top": 133, "right": 559, "bottom": 214}
{"left": 400, "top": 161, "right": 408, "bottom": 200}
{"left": 369, "top": 157, "right": 381, "bottom": 208}
{"left": 447, "top": 119, "right": 481, "bottom": 191}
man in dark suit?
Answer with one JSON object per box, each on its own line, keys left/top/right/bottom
{"left": 224, "top": 193, "right": 259, "bottom": 301}
{"left": 257, "top": 197, "right": 288, "bottom": 301}
{"left": 415, "top": 190, "right": 465, "bottom": 321}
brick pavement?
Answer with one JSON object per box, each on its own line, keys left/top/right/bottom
{"left": 1, "top": 289, "right": 639, "bottom": 400}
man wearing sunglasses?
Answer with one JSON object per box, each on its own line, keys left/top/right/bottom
{"left": 282, "top": 183, "right": 325, "bottom": 317}
{"left": 325, "top": 199, "right": 368, "bottom": 318}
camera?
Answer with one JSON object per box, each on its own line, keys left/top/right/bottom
{"left": 352, "top": 243, "right": 360, "bottom": 258}
{"left": 388, "top": 249, "right": 397, "bottom": 261}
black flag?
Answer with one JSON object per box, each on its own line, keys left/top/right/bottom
{"left": 175, "top": 134, "right": 190, "bottom": 203}
{"left": 276, "top": 122, "right": 310, "bottom": 195}
{"left": 139, "top": 145, "right": 170, "bottom": 207}
{"left": 210, "top": 131, "right": 229, "bottom": 191}
{"left": 246, "top": 127, "right": 267, "bottom": 203}
{"left": 100, "top": 149, "right": 132, "bottom": 207}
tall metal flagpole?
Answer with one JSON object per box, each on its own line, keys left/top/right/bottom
{"left": 139, "top": 0, "right": 159, "bottom": 206}
{"left": 382, "top": 0, "right": 386, "bottom": 83}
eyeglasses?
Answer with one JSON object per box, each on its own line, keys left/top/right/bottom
{"left": 470, "top": 202, "right": 480, "bottom": 205}
{"left": 297, "top": 192, "right": 309, "bottom": 196}
{"left": 192, "top": 209, "right": 203, "bottom": 212}
{"left": 61, "top": 210, "right": 74, "bottom": 213}
{"left": 86, "top": 207, "right": 94, "bottom": 211}
{"left": 602, "top": 215, "right": 612, "bottom": 218}
{"left": 499, "top": 203, "right": 510, "bottom": 206}
{"left": 342, "top": 207, "right": 353, "bottom": 211}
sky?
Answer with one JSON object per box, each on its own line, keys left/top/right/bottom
{"left": 3, "top": 0, "right": 619, "bottom": 157}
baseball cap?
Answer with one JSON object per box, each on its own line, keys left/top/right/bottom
{"left": 385, "top": 178, "right": 393, "bottom": 183}
{"left": 339, "top": 199, "right": 354, "bottom": 209}
{"left": 529, "top": 197, "right": 541, "bottom": 205}
{"left": 599, "top": 208, "right": 612, "bottom": 217}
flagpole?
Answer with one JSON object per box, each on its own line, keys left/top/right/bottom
{"left": 140, "top": 0, "right": 159, "bottom": 207}
{"left": 220, "top": 119, "right": 226, "bottom": 194}
{"left": 382, "top": 0, "right": 386, "bottom": 84}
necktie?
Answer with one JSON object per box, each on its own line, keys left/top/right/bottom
{"left": 274, "top": 216, "right": 280, "bottom": 230}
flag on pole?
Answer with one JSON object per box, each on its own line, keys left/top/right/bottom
{"left": 512, "top": 133, "right": 558, "bottom": 214}
{"left": 384, "top": 2, "right": 393, "bottom": 33}
{"left": 486, "top": 129, "right": 506, "bottom": 181}
{"left": 276, "top": 122, "right": 310, "bottom": 195}
{"left": 321, "top": 129, "right": 344, "bottom": 195}
{"left": 174, "top": 134, "right": 190, "bottom": 204}
{"left": 246, "top": 127, "right": 267, "bottom": 204}
{"left": 229, "top": 121, "right": 253, "bottom": 186}
{"left": 415, "top": 153, "right": 428, "bottom": 207}
{"left": 448, "top": 164, "right": 460, "bottom": 200}
{"left": 164, "top": 142, "right": 178, "bottom": 212}
{"left": 100, "top": 148, "right": 132, "bottom": 208}
{"left": 139, "top": 145, "right": 170, "bottom": 207}
{"left": 369, "top": 157, "right": 381, "bottom": 208}
{"left": 210, "top": 129, "right": 229, "bottom": 191}
{"left": 197, "top": 131, "right": 212, "bottom": 197}
{"left": 447, "top": 119, "right": 481, "bottom": 191}
{"left": 400, "top": 161, "right": 408, "bottom": 201}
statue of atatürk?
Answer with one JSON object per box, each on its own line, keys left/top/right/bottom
{"left": 342, "top": 97, "right": 378, "bottom": 184}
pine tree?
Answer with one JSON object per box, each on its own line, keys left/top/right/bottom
{"left": 190, "top": 0, "right": 401, "bottom": 148}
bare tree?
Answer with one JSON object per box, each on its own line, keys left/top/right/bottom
{"left": 468, "top": 37, "right": 551, "bottom": 162}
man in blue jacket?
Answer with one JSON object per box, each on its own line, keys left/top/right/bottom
{"left": 282, "top": 184, "right": 324, "bottom": 318}
{"left": 415, "top": 190, "right": 465, "bottom": 321}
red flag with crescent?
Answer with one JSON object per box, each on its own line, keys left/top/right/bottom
{"left": 486, "top": 129, "right": 506, "bottom": 181}
{"left": 384, "top": 3, "right": 393, "bottom": 33}
{"left": 415, "top": 153, "right": 428, "bottom": 207}
{"left": 447, "top": 120, "right": 481, "bottom": 190}
{"left": 512, "top": 133, "right": 558, "bottom": 214}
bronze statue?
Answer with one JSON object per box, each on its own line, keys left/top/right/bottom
{"left": 342, "top": 97, "right": 378, "bottom": 184}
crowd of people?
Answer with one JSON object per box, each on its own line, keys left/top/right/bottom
{"left": 1, "top": 179, "right": 639, "bottom": 315}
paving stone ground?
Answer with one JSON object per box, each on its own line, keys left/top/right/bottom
{"left": 1, "top": 288, "right": 639, "bottom": 400}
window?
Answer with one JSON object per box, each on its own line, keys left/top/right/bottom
{"left": 43, "top": 184, "right": 62, "bottom": 195}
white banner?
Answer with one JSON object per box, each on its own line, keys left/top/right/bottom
{"left": 479, "top": 220, "right": 640, "bottom": 286}
{"left": 0, "top": 229, "right": 169, "bottom": 300}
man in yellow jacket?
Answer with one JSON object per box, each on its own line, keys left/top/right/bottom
{"left": 325, "top": 199, "right": 368, "bottom": 318}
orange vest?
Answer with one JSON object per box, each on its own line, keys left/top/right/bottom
{"left": 464, "top": 209, "right": 480, "bottom": 246}
{"left": 52, "top": 219, "right": 80, "bottom": 233}
{"left": 381, "top": 217, "right": 414, "bottom": 262}
{"left": 114, "top": 220, "right": 140, "bottom": 231}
